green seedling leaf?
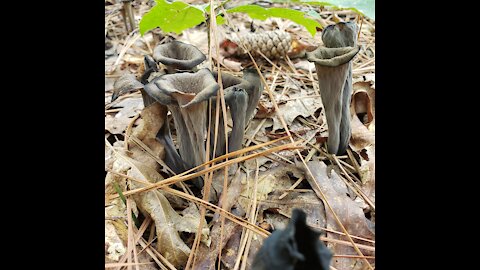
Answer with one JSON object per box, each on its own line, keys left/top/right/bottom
{"left": 216, "top": 15, "right": 225, "bottom": 25}
{"left": 139, "top": 0, "right": 206, "bottom": 35}
{"left": 227, "top": 5, "right": 322, "bottom": 36}
{"left": 273, "top": 0, "right": 375, "bottom": 20}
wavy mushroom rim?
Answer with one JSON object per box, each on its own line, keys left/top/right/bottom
{"left": 306, "top": 46, "right": 360, "bottom": 67}
{"left": 153, "top": 40, "right": 206, "bottom": 70}
{"left": 152, "top": 68, "right": 219, "bottom": 108}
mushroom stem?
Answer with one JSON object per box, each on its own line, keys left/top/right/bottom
{"left": 145, "top": 69, "right": 220, "bottom": 188}
{"left": 307, "top": 22, "right": 360, "bottom": 155}
{"left": 242, "top": 68, "right": 264, "bottom": 123}
{"left": 225, "top": 87, "right": 248, "bottom": 153}
{"left": 155, "top": 116, "right": 188, "bottom": 174}
{"left": 212, "top": 86, "right": 248, "bottom": 157}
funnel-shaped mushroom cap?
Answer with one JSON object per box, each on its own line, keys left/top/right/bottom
{"left": 306, "top": 46, "right": 360, "bottom": 67}
{"left": 213, "top": 71, "right": 250, "bottom": 90}
{"left": 213, "top": 70, "right": 263, "bottom": 122}
{"left": 150, "top": 68, "right": 219, "bottom": 108}
{"left": 153, "top": 41, "right": 206, "bottom": 70}
{"left": 322, "top": 21, "right": 357, "bottom": 48}
{"left": 111, "top": 74, "right": 144, "bottom": 102}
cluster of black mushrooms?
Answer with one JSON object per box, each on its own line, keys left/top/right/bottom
{"left": 112, "top": 21, "right": 360, "bottom": 190}
{"left": 113, "top": 40, "right": 264, "bottom": 188}
{"left": 111, "top": 21, "right": 361, "bottom": 270}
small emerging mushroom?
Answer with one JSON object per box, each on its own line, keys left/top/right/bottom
{"left": 307, "top": 22, "right": 360, "bottom": 155}
{"left": 252, "top": 209, "right": 332, "bottom": 270}
{"left": 153, "top": 41, "right": 206, "bottom": 73}
{"left": 144, "top": 69, "right": 219, "bottom": 187}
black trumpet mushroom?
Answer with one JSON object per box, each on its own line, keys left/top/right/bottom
{"left": 144, "top": 69, "right": 219, "bottom": 187}
{"left": 153, "top": 40, "right": 206, "bottom": 73}
{"left": 252, "top": 209, "right": 332, "bottom": 270}
{"left": 307, "top": 22, "right": 360, "bottom": 155}
{"left": 111, "top": 55, "right": 161, "bottom": 107}
{"left": 210, "top": 69, "right": 263, "bottom": 157}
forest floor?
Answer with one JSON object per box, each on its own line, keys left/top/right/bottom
{"left": 105, "top": 1, "right": 375, "bottom": 269}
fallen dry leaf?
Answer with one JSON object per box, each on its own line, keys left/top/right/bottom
{"left": 237, "top": 164, "right": 300, "bottom": 212}
{"left": 358, "top": 145, "right": 375, "bottom": 203}
{"left": 261, "top": 192, "right": 327, "bottom": 231}
{"left": 271, "top": 88, "right": 323, "bottom": 131}
{"left": 352, "top": 81, "right": 375, "bottom": 127}
{"left": 349, "top": 113, "right": 374, "bottom": 152}
{"left": 194, "top": 219, "right": 240, "bottom": 270}
{"left": 220, "top": 228, "right": 242, "bottom": 269}
{"left": 105, "top": 143, "right": 210, "bottom": 269}
{"left": 128, "top": 103, "right": 167, "bottom": 172}
{"left": 303, "top": 160, "right": 375, "bottom": 270}
{"left": 126, "top": 157, "right": 211, "bottom": 245}
{"left": 136, "top": 187, "right": 191, "bottom": 267}
{"left": 105, "top": 220, "right": 127, "bottom": 262}
{"left": 105, "top": 97, "right": 143, "bottom": 135}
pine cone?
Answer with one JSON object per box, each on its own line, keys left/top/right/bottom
{"left": 230, "top": 30, "right": 292, "bottom": 59}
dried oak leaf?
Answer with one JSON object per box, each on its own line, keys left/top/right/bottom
{"left": 105, "top": 97, "right": 143, "bottom": 135}
{"left": 237, "top": 165, "right": 301, "bottom": 213}
{"left": 105, "top": 221, "right": 127, "bottom": 263}
{"left": 194, "top": 219, "right": 240, "bottom": 270}
{"left": 220, "top": 228, "right": 242, "bottom": 269}
{"left": 349, "top": 83, "right": 375, "bottom": 153}
{"left": 261, "top": 192, "right": 327, "bottom": 232}
{"left": 137, "top": 187, "right": 191, "bottom": 267}
{"left": 106, "top": 153, "right": 210, "bottom": 268}
{"left": 271, "top": 88, "right": 323, "bottom": 131}
{"left": 351, "top": 81, "right": 375, "bottom": 128}
{"left": 349, "top": 82, "right": 375, "bottom": 202}
{"left": 303, "top": 160, "right": 374, "bottom": 270}
{"left": 126, "top": 157, "right": 211, "bottom": 245}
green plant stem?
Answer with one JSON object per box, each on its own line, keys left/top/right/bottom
{"left": 113, "top": 181, "right": 141, "bottom": 228}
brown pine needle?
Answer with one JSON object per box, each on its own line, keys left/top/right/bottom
{"left": 279, "top": 177, "right": 305, "bottom": 199}
{"left": 333, "top": 155, "right": 375, "bottom": 210}
{"left": 107, "top": 141, "right": 300, "bottom": 199}
{"left": 332, "top": 255, "right": 375, "bottom": 259}
{"left": 106, "top": 262, "right": 155, "bottom": 268}
{"left": 320, "top": 236, "right": 375, "bottom": 252}
{"left": 164, "top": 187, "right": 269, "bottom": 237}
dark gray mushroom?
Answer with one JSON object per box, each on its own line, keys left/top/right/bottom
{"left": 242, "top": 68, "right": 264, "bottom": 123}
{"left": 209, "top": 69, "right": 262, "bottom": 157}
{"left": 307, "top": 22, "right": 359, "bottom": 155}
{"left": 153, "top": 41, "right": 206, "bottom": 73}
{"left": 110, "top": 57, "right": 188, "bottom": 178}
{"left": 252, "top": 209, "right": 332, "bottom": 270}
{"left": 210, "top": 72, "right": 248, "bottom": 157}
{"left": 140, "top": 55, "right": 159, "bottom": 84}
{"left": 111, "top": 74, "right": 144, "bottom": 102}
{"left": 144, "top": 69, "right": 219, "bottom": 187}
{"left": 322, "top": 21, "right": 357, "bottom": 48}
{"left": 111, "top": 55, "right": 163, "bottom": 106}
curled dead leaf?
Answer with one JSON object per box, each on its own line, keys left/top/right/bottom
{"left": 351, "top": 81, "right": 375, "bottom": 127}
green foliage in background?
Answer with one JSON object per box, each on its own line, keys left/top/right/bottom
{"left": 139, "top": 0, "right": 205, "bottom": 35}
{"left": 285, "top": 0, "right": 375, "bottom": 20}
{"left": 139, "top": 0, "right": 374, "bottom": 36}
{"left": 226, "top": 5, "right": 321, "bottom": 36}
